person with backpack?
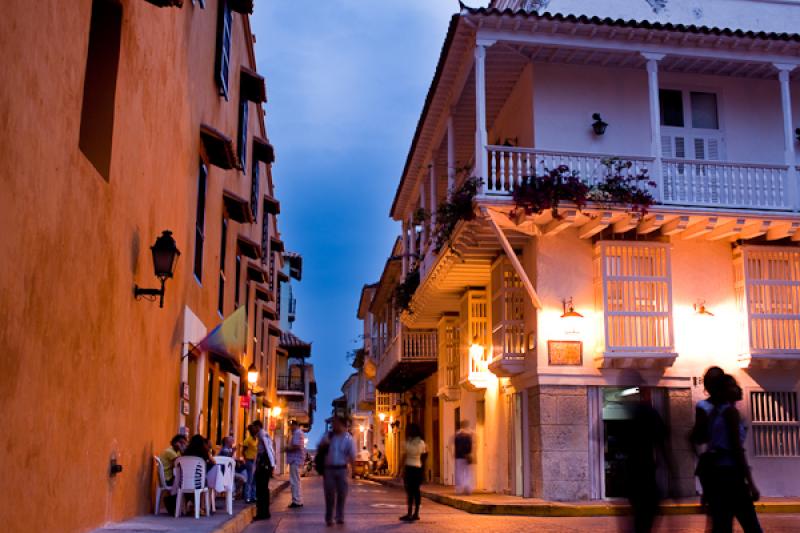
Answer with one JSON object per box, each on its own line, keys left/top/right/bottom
{"left": 704, "top": 374, "right": 763, "bottom": 533}
{"left": 317, "top": 416, "right": 356, "bottom": 526}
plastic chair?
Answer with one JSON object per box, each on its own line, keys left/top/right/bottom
{"left": 153, "top": 456, "right": 170, "bottom": 515}
{"left": 212, "top": 456, "right": 237, "bottom": 515}
{"left": 174, "top": 456, "right": 210, "bottom": 519}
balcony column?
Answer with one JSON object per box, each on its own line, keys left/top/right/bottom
{"left": 420, "top": 183, "right": 428, "bottom": 252}
{"left": 776, "top": 63, "right": 798, "bottom": 210}
{"left": 429, "top": 162, "right": 437, "bottom": 234}
{"left": 447, "top": 115, "right": 456, "bottom": 199}
{"left": 474, "top": 40, "right": 494, "bottom": 194}
{"left": 401, "top": 220, "right": 409, "bottom": 278}
{"left": 642, "top": 52, "right": 665, "bottom": 203}
{"left": 408, "top": 211, "right": 417, "bottom": 270}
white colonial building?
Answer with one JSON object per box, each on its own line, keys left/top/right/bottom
{"left": 361, "top": 0, "right": 800, "bottom": 501}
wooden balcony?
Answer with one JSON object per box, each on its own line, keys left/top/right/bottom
{"left": 376, "top": 328, "right": 438, "bottom": 392}
{"left": 485, "top": 146, "right": 795, "bottom": 212}
{"left": 276, "top": 374, "right": 305, "bottom": 396}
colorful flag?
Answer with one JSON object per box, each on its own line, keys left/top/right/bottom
{"left": 194, "top": 305, "right": 247, "bottom": 359}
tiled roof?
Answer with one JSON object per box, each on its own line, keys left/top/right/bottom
{"left": 280, "top": 330, "right": 311, "bottom": 357}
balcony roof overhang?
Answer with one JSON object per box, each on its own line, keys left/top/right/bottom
{"left": 738, "top": 352, "right": 800, "bottom": 370}
{"left": 369, "top": 238, "right": 403, "bottom": 315}
{"left": 391, "top": 6, "right": 800, "bottom": 221}
{"left": 376, "top": 361, "right": 438, "bottom": 393}
{"left": 357, "top": 283, "right": 378, "bottom": 320}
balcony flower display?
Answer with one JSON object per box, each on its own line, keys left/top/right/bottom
{"left": 394, "top": 268, "right": 420, "bottom": 313}
{"left": 432, "top": 176, "right": 483, "bottom": 254}
{"left": 511, "top": 158, "right": 656, "bottom": 220}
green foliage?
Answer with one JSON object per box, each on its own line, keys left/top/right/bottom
{"left": 512, "top": 158, "right": 655, "bottom": 220}
{"left": 394, "top": 268, "right": 420, "bottom": 313}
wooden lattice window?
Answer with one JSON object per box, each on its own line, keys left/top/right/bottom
{"left": 750, "top": 391, "right": 800, "bottom": 457}
{"left": 734, "top": 246, "right": 800, "bottom": 353}
{"left": 491, "top": 258, "right": 525, "bottom": 360}
{"left": 437, "top": 317, "right": 459, "bottom": 392}
{"left": 595, "top": 242, "right": 673, "bottom": 353}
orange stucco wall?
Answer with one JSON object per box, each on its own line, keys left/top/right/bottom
{"left": 0, "top": 1, "right": 280, "bottom": 531}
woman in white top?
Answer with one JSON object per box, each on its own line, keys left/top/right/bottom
{"left": 400, "top": 423, "right": 427, "bottom": 522}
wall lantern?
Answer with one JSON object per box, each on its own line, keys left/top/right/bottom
{"left": 247, "top": 363, "right": 258, "bottom": 386}
{"left": 469, "top": 337, "right": 486, "bottom": 362}
{"left": 694, "top": 300, "right": 714, "bottom": 316}
{"left": 592, "top": 113, "right": 608, "bottom": 136}
{"left": 560, "top": 297, "right": 584, "bottom": 319}
{"left": 134, "top": 230, "right": 180, "bottom": 308}
{"left": 359, "top": 424, "right": 365, "bottom": 433}
{"left": 271, "top": 406, "right": 282, "bottom": 418}
{"left": 378, "top": 412, "right": 386, "bottom": 422}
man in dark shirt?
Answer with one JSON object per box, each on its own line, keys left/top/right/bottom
{"left": 454, "top": 420, "right": 473, "bottom": 494}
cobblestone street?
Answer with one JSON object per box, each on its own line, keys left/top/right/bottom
{"left": 244, "top": 477, "right": 800, "bottom": 533}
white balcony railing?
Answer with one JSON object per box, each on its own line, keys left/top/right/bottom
{"left": 485, "top": 146, "right": 794, "bottom": 211}
{"left": 376, "top": 328, "right": 437, "bottom": 386}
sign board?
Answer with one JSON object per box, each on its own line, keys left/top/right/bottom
{"left": 547, "top": 340, "right": 583, "bottom": 366}
{"left": 181, "top": 382, "right": 190, "bottom": 401}
{"left": 181, "top": 399, "right": 190, "bottom": 416}
{"left": 240, "top": 395, "right": 251, "bottom": 409}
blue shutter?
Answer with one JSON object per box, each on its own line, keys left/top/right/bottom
{"left": 216, "top": 1, "right": 232, "bottom": 99}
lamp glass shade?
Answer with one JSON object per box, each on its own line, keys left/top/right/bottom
{"left": 151, "top": 230, "right": 180, "bottom": 279}
{"left": 247, "top": 363, "right": 258, "bottom": 385}
{"left": 469, "top": 342, "right": 485, "bottom": 362}
{"left": 378, "top": 413, "right": 386, "bottom": 422}
{"left": 272, "top": 406, "right": 282, "bottom": 417}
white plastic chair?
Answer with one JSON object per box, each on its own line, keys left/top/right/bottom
{"left": 174, "top": 456, "right": 210, "bottom": 519}
{"left": 153, "top": 456, "right": 170, "bottom": 515}
{"left": 212, "top": 456, "right": 237, "bottom": 515}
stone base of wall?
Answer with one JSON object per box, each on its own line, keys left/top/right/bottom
{"left": 666, "top": 388, "right": 698, "bottom": 498}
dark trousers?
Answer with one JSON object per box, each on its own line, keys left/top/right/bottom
{"left": 255, "top": 465, "right": 273, "bottom": 518}
{"left": 404, "top": 466, "right": 423, "bottom": 516}
{"left": 706, "top": 466, "right": 762, "bottom": 533}
{"left": 323, "top": 467, "right": 349, "bottom": 522}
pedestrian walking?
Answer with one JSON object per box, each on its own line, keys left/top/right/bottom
{"left": 242, "top": 424, "right": 258, "bottom": 503}
{"left": 704, "top": 374, "right": 763, "bottom": 533}
{"left": 371, "top": 444, "right": 383, "bottom": 475}
{"left": 690, "top": 366, "right": 725, "bottom": 505}
{"left": 454, "top": 420, "right": 473, "bottom": 495}
{"left": 318, "top": 416, "right": 356, "bottom": 526}
{"left": 252, "top": 420, "right": 277, "bottom": 521}
{"left": 399, "top": 423, "right": 427, "bottom": 522}
{"left": 286, "top": 419, "right": 305, "bottom": 508}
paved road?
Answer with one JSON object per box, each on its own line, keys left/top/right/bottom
{"left": 245, "top": 476, "right": 800, "bottom": 533}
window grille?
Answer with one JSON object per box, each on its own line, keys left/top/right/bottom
{"left": 261, "top": 209, "right": 269, "bottom": 266}
{"left": 491, "top": 259, "right": 525, "bottom": 360}
{"left": 734, "top": 247, "right": 800, "bottom": 353}
{"left": 594, "top": 242, "right": 673, "bottom": 353}
{"left": 238, "top": 97, "right": 248, "bottom": 170}
{"left": 750, "top": 391, "right": 800, "bottom": 457}
{"left": 251, "top": 159, "right": 259, "bottom": 221}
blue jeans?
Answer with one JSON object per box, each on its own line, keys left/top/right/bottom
{"left": 244, "top": 459, "right": 256, "bottom": 501}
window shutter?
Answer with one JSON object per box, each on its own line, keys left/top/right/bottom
{"left": 215, "top": 1, "right": 232, "bottom": 99}
{"left": 661, "top": 135, "right": 686, "bottom": 159}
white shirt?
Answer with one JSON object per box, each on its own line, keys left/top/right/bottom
{"left": 404, "top": 438, "right": 427, "bottom": 467}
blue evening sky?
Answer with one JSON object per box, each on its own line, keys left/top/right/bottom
{"left": 252, "top": 1, "right": 487, "bottom": 445}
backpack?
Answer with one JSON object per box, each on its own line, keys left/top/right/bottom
{"left": 314, "top": 432, "right": 332, "bottom": 475}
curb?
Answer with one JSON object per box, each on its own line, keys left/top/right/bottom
{"left": 212, "top": 480, "right": 290, "bottom": 533}
{"left": 371, "top": 478, "right": 800, "bottom": 517}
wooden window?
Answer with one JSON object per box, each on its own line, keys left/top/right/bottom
{"left": 659, "top": 89, "right": 684, "bottom": 128}
{"left": 234, "top": 254, "right": 241, "bottom": 308}
{"left": 79, "top": 0, "right": 122, "bottom": 180}
{"left": 218, "top": 217, "right": 228, "bottom": 315}
{"left": 193, "top": 162, "right": 207, "bottom": 281}
{"left": 595, "top": 242, "right": 674, "bottom": 353}
{"left": 261, "top": 209, "right": 269, "bottom": 266}
{"left": 734, "top": 246, "right": 800, "bottom": 353}
{"left": 237, "top": 96, "right": 248, "bottom": 170}
{"left": 491, "top": 259, "right": 526, "bottom": 360}
{"left": 750, "top": 391, "right": 800, "bottom": 457}
{"left": 215, "top": 0, "right": 233, "bottom": 99}
{"left": 251, "top": 159, "right": 260, "bottom": 221}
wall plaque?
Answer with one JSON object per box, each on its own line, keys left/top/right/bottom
{"left": 547, "top": 340, "right": 583, "bottom": 366}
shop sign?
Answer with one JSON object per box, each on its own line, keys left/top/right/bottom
{"left": 548, "top": 340, "right": 582, "bottom": 366}
{"left": 181, "top": 399, "right": 190, "bottom": 415}
{"left": 181, "top": 382, "right": 190, "bottom": 400}
{"left": 240, "top": 395, "right": 251, "bottom": 408}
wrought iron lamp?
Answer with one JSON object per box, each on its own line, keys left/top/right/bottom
{"left": 560, "top": 297, "right": 584, "bottom": 318}
{"left": 134, "top": 230, "right": 180, "bottom": 308}
{"left": 694, "top": 300, "right": 714, "bottom": 316}
{"left": 247, "top": 363, "right": 258, "bottom": 386}
{"left": 592, "top": 113, "right": 608, "bottom": 135}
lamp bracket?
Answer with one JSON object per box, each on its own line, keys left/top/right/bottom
{"left": 134, "top": 278, "right": 166, "bottom": 308}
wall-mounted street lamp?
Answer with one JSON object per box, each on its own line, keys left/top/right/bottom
{"left": 247, "top": 363, "right": 259, "bottom": 387}
{"left": 378, "top": 413, "right": 386, "bottom": 422}
{"left": 468, "top": 337, "right": 485, "bottom": 363}
{"left": 694, "top": 300, "right": 715, "bottom": 316}
{"left": 271, "top": 406, "right": 282, "bottom": 418}
{"left": 560, "top": 297, "right": 584, "bottom": 319}
{"left": 592, "top": 113, "right": 608, "bottom": 136}
{"left": 134, "top": 230, "right": 180, "bottom": 308}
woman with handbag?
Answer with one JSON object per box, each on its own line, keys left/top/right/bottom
{"left": 399, "top": 423, "right": 427, "bottom": 522}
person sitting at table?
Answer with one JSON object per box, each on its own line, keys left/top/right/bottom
{"left": 183, "top": 434, "right": 215, "bottom": 469}
{"left": 159, "top": 434, "right": 186, "bottom": 514}
{"left": 219, "top": 436, "right": 235, "bottom": 457}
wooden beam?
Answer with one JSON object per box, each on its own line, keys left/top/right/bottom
{"left": 541, "top": 210, "right": 577, "bottom": 236}
{"left": 706, "top": 218, "right": 746, "bottom": 241}
{"left": 681, "top": 217, "right": 718, "bottom": 240}
{"left": 482, "top": 208, "right": 542, "bottom": 310}
{"left": 739, "top": 220, "right": 772, "bottom": 240}
{"left": 578, "top": 212, "right": 613, "bottom": 239}
{"left": 636, "top": 214, "right": 667, "bottom": 234}
{"left": 661, "top": 215, "right": 690, "bottom": 236}
{"left": 612, "top": 214, "right": 639, "bottom": 233}
{"left": 766, "top": 222, "right": 800, "bottom": 241}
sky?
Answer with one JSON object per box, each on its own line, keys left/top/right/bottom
{"left": 252, "top": 1, "right": 487, "bottom": 445}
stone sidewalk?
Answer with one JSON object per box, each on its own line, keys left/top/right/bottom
{"left": 93, "top": 477, "right": 289, "bottom": 533}
{"left": 372, "top": 476, "right": 800, "bottom": 517}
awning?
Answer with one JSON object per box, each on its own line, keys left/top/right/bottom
{"left": 263, "top": 193, "right": 280, "bottom": 215}
{"left": 229, "top": 0, "right": 253, "bottom": 14}
{"left": 253, "top": 137, "right": 275, "bottom": 165}
{"left": 237, "top": 235, "right": 261, "bottom": 259}
{"left": 270, "top": 237, "right": 284, "bottom": 253}
{"left": 246, "top": 261, "right": 267, "bottom": 283}
{"left": 200, "top": 124, "right": 237, "bottom": 170}
{"left": 194, "top": 306, "right": 247, "bottom": 375}
{"left": 268, "top": 324, "right": 282, "bottom": 337}
{"left": 278, "top": 271, "right": 290, "bottom": 283}
{"left": 223, "top": 190, "right": 254, "bottom": 224}
{"left": 240, "top": 67, "right": 266, "bottom": 103}
{"left": 260, "top": 304, "right": 278, "bottom": 320}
